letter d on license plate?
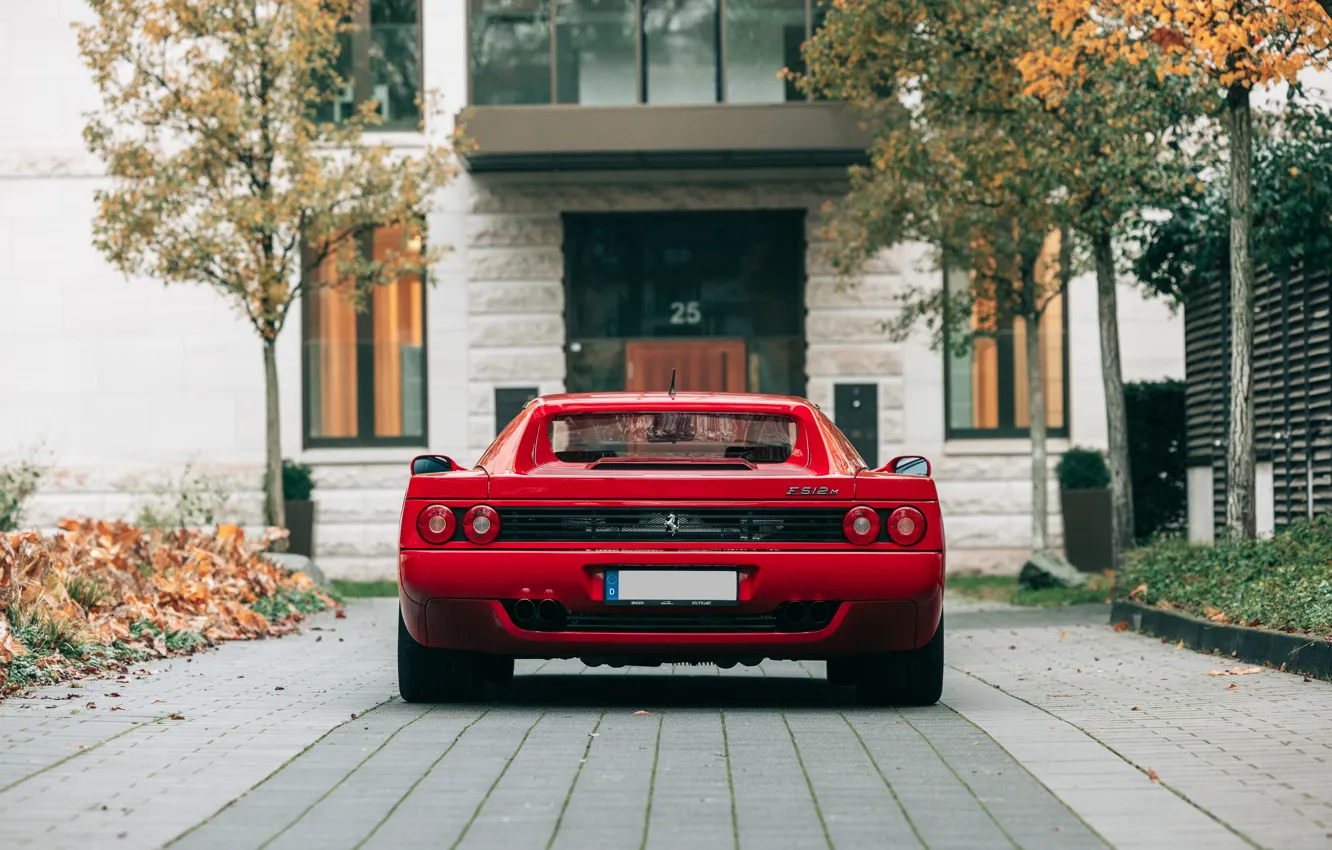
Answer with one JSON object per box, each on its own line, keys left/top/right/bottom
{"left": 604, "top": 570, "right": 738, "bottom": 606}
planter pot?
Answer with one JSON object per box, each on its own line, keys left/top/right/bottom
{"left": 1060, "top": 488, "right": 1113, "bottom": 573}
{"left": 284, "top": 499, "right": 315, "bottom": 558}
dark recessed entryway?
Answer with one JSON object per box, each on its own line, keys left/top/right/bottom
{"left": 562, "top": 210, "right": 806, "bottom": 396}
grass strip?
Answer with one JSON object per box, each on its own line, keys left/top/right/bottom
{"left": 330, "top": 580, "right": 399, "bottom": 598}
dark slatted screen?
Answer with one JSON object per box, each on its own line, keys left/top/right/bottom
{"left": 1186, "top": 267, "right": 1332, "bottom": 533}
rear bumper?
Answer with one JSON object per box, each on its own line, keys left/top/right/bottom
{"left": 399, "top": 548, "right": 943, "bottom": 659}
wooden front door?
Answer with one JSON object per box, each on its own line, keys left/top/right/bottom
{"left": 625, "top": 340, "right": 747, "bottom": 393}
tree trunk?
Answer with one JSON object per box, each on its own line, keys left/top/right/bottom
{"left": 1225, "top": 83, "right": 1256, "bottom": 539}
{"left": 1026, "top": 305, "right": 1048, "bottom": 553}
{"left": 1093, "top": 229, "right": 1135, "bottom": 563}
{"left": 263, "top": 337, "right": 286, "bottom": 530}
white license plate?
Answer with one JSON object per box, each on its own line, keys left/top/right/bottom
{"left": 604, "top": 570, "right": 739, "bottom": 607}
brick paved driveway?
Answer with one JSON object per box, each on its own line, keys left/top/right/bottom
{"left": 2, "top": 597, "right": 1329, "bottom": 850}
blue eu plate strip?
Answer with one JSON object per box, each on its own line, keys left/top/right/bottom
{"left": 605, "top": 570, "right": 619, "bottom": 602}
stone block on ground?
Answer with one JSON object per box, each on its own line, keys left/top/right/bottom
{"left": 263, "top": 552, "right": 329, "bottom": 588}
{"left": 1018, "top": 549, "right": 1087, "bottom": 590}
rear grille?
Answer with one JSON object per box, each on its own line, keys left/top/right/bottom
{"left": 496, "top": 507, "right": 847, "bottom": 543}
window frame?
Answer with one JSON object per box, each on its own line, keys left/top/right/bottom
{"left": 466, "top": 0, "right": 822, "bottom": 107}
{"left": 300, "top": 228, "right": 430, "bottom": 450}
{"left": 941, "top": 271, "right": 1071, "bottom": 441}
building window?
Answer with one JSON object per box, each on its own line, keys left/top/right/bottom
{"left": 469, "top": 0, "right": 822, "bottom": 105}
{"left": 943, "top": 240, "right": 1069, "bottom": 440}
{"left": 316, "top": 0, "right": 422, "bottom": 130}
{"left": 303, "top": 225, "right": 427, "bottom": 448}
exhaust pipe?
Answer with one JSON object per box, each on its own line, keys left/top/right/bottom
{"left": 809, "top": 601, "right": 830, "bottom": 626}
{"left": 514, "top": 598, "right": 536, "bottom": 624}
{"left": 784, "top": 601, "right": 806, "bottom": 625}
{"left": 537, "top": 598, "right": 561, "bottom": 623}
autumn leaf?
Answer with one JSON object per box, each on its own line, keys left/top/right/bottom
{"left": 1206, "top": 667, "right": 1263, "bottom": 677}
{"left": 1113, "top": 621, "right": 1130, "bottom": 632}
{"left": 1147, "top": 768, "right": 1160, "bottom": 783}
{"left": 1227, "top": 683, "right": 1237, "bottom": 690}
{"left": 1129, "top": 582, "right": 1148, "bottom": 601}
{"left": 634, "top": 710, "right": 654, "bottom": 716}
{"left": 167, "top": 713, "right": 185, "bottom": 720}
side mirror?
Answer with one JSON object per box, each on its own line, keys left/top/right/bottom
{"left": 410, "top": 455, "right": 456, "bottom": 475}
{"left": 885, "top": 455, "right": 931, "bottom": 477}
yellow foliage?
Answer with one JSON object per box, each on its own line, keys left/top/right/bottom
{"left": 1022, "top": 0, "right": 1332, "bottom": 97}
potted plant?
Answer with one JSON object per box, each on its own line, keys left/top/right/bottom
{"left": 282, "top": 459, "right": 316, "bottom": 558}
{"left": 1056, "top": 447, "right": 1114, "bottom": 573}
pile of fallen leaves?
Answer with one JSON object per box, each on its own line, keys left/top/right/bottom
{"left": 1, "top": 519, "right": 336, "bottom": 693}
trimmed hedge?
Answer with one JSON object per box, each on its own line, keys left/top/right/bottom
{"left": 1121, "top": 516, "right": 1332, "bottom": 637}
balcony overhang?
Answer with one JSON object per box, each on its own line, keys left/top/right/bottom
{"left": 457, "top": 102, "right": 872, "bottom": 173}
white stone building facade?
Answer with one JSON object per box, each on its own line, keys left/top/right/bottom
{"left": 0, "top": 1, "right": 1184, "bottom": 580}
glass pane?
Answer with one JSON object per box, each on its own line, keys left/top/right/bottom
{"left": 549, "top": 412, "right": 797, "bottom": 462}
{"left": 724, "top": 0, "right": 805, "bottom": 103}
{"left": 371, "top": 22, "right": 421, "bottom": 127}
{"left": 556, "top": 0, "right": 638, "bottom": 105}
{"left": 372, "top": 225, "right": 426, "bottom": 439}
{"left": 312, "top": 32, "right": 355, "bottom": 125}
{"left": 1012, "top": 299, "right": 1065, "bottom": 430}
{"left": 472, "top": 0, "right": 553, "bottom": 105}
{"left": 643, "top": 0, "right": 718, "bottom": 104}
{"left": 372, "top": 0, "right": 417, "bottom": 24}
{"left": 307, "top": 244, "right": 360, "bottom": 439}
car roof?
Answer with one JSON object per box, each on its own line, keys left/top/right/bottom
{"left": 528, "top": 392, "right": 819, "bottom": 415}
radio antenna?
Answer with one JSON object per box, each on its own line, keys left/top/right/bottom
{"left": 668, "top": 368, "right": 677, "bottom": 397}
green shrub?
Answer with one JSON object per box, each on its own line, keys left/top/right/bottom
{"left": 1122, "top": 516, "right": 1332, "bottom": 635}
{"left": 282, "top": 459, "right": 315, "bottom": 501}
{"left": 1125, "top": 380, "right": 1187, "bottom": 542}
{"left": 0, "top": 457, "right": 44, "bottom": 532}
{"left": 135, "top": 463, "right": 235, "bottom": 530}
{"left": 1056, "top": 447, "right": 1110, "bottom": 491}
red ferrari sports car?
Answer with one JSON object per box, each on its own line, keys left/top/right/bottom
{"left": 397, "top": 392, "right": 945, "bottom": 705}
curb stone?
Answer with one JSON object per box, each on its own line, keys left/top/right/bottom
{"left": 1110, "top": 600, "right": 1332, "bottom": 680}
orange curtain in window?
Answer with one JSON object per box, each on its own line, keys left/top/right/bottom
{"left": 1013, "top": 230, "right": 1065, "bottom": 429}
{"left": 372, "top": 224, "right": 424, "bottom": 437}
{"left": 970, "top": 298, "right": 1000, "bottom": 429}
{"left": 309, "top": 240, "right": 358, "bottom": 438}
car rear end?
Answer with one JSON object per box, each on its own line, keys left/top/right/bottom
{"left": 397, "top": 397, "right": 945, "bottom": 700}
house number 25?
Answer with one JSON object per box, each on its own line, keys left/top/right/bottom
{"left": 669, "top": 301, "right": 702, "bottom": 325}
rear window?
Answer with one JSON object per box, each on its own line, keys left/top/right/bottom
{"left": 548, "top": 412, "right": 797, "bottom": 463}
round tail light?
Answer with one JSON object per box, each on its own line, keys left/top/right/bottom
{"left": 843, "top": 506, "right": 881, "bottom": 546}
{"left": 463, "top": 505, "right": 501, "bottom": 544}
{"left": 416, "top": 505, "right": 456, "bottom": 545}
{"left": 886, "top": 506, "right": 926, "bottom": 546}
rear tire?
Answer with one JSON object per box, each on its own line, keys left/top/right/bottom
{"left": 397, "top": 611, "right": 486, "bottom": 703}
{"left": 857, "top": 613, "right": 945, "bottom": 706}
{"left": 484, "top": 655, "right": 515, "bottom": 685}
{"left": 826, "top": 658, "right": 858, "bottom": 688}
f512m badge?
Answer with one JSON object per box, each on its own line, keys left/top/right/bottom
{"left": 786, "top": 486, "right": 839, "bottom": 496}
